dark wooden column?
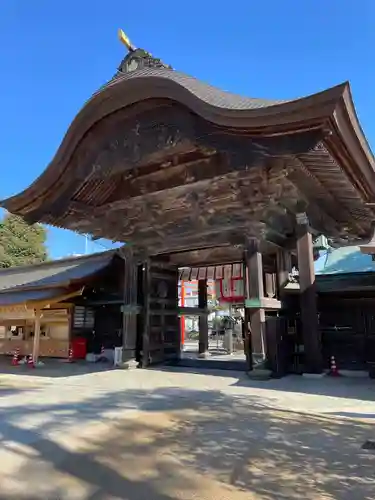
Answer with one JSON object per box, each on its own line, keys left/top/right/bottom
{"left": 296, "top": 213, "right": 322, "bottom": 373}
{"left": 244, "top": 238, "right": 266, "bottom": 358}
{"left": 198, "top": 279, "right": 209, "bottom": 356}
{"left": 121, "top": 247, "right": 139, "bottom": 364}
{"left": 141, "top": 258, "right": 151, "bottom": 367}
{"left": 243, "top": 260, "right": 253, "bottom": 371}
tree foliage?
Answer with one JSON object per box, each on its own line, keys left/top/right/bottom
{"left": 0, "top": 213, "right": 48, "bottom": 268}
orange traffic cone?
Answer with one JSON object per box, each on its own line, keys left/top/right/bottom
{"left": 329, "top": 355, "right": 340, "bottom": 377}
{"left": 11, "top": 348, "right": 20, "bottom": 366}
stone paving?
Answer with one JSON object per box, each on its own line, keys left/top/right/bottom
{"left": 0, "top": 364, "right": 374, "bottom": 499}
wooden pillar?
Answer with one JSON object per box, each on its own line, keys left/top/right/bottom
{"left": 121, "top": 247, "right": 138, "bottom": 363}
{"left": 244, "top": 239, "right": 266, "bottom": 358}
{"left": 243, "top": 260, "right": 253, "bottom": 371}
{"left": 141, "top": 259, "right": 151, "bottom": 367}
{"left": 276, "top": 249, "right": 292, "bottom": 297}
{"left": 198, "top": 279, "right": 209, "bottom": 356}
{"left": 296, "top": 213, "right": 322, "bottom": 373}
{"left": 32, "top": 309, "right": 41, "bottom": 364}
{"left": 180, "top": 281, "right": 185, "bottom": 346}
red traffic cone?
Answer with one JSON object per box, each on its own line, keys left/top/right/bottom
{"left": 68, "top": 346, "right": 74, "bottom": 363}
{"left": 61, "top": 345, "right": 74, "bottom": 363}
{"left": 96, "top": 345, "right": 107, "bottom": 363}
{"left": 11, "top": 348, "right": 20, "bottom": 366}
{"left": 329, "top": 355, "right": 340, "bottom": 377}
{"left": 27, "top": 355, "right": 35, "bottom": 368}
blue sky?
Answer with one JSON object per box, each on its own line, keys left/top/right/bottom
{"left": 0, "top": 0, "right": 373, "bottom": 259}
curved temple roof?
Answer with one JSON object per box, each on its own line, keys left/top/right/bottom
{"left": 1, "top": 45, "right": 375, "bottom": 254}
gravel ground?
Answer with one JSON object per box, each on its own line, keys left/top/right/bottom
{"left": 0, "top": 365, "right": 374, "bottom": 499}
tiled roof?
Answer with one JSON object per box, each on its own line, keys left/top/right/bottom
{"left": 100, "top": 67, "right": 287, "bottom": 110}
{"left": 315, "top": 246, "right": 375, "bottom": 275}
{"left": 0, "top": 251, "right": 115, "bottom": 293}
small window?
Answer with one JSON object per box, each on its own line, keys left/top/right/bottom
{"left": 73, "top": 306, "right": 95, "bottom": 329}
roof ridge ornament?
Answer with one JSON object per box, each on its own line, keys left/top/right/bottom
{"left": 114, "top": 28, "right": 173, "bottom": 77}
{"left": 118, "top": 29, "right": 136, "bottom": 52}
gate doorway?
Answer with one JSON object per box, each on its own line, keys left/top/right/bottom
{"left": 141, "top": 257, "right": 181, "bottom": 367}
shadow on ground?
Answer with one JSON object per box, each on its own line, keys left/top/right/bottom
{"left": 0, "top": 385, "right": 30, "bottom": 398}
{"left": 0, "top": 383, "right": 374, "bottom": 499}
{"left": 154, "top": 365, "right": 375, "bottom": 402}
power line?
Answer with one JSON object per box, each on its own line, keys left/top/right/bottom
{"left": 90, "top": 239, "right": 113, "bottom": 251}
{"left": 0, "top": 222, "right": 115, "bottom": 254}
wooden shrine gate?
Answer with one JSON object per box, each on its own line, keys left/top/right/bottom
{"left": 141, "top": 257, "right": 181, "bottom": 366}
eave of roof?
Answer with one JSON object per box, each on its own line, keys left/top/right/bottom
{"left": 0, "top": 69, "right": 361, "bottom": 216}
{"left": 324, "top": 84, "right": 375, "bottom": 202}
{"left": 284, "top": 273, "right": 375, "bottom": 294}
{"left": 0, "top": 287, "right": 79, "bottom": 307}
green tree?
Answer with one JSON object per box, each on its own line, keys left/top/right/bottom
{"left": 0, "top": 212, "right": 48, "bottom": 268}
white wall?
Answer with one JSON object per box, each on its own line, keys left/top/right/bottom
{"left": 46, "top": 322, "right": 69, "bottom": 341}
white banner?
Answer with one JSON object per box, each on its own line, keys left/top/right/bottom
{"left": 215, "top": 278, "right": 245, "bottom": 304}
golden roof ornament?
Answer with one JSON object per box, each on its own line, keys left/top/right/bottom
{"left": 115, "top": 28, "right": 172, "bottom": 76}
{"left": 117, "top": 29, "right": 136, "bottom": 52}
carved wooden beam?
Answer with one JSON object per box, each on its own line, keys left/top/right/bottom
{"left": 70, "top": 165, "right": 291, "bottom": 233}
{"left": 86, "top": 200, "right": 280, "bottom": 243}
{"left": 133, "top": 229, "right": 255, "bottom": 257}
{"left": 168, "top": 246, "right": 243, "bottom": 267}
{"left": 106, "top": 152, "right": 228, "bottom": 201}
{"left": 89, "top": 164, "right": 273, "bottom": 218}
{"left": 67, "top": 169, "right": 303, "bottom": 250}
